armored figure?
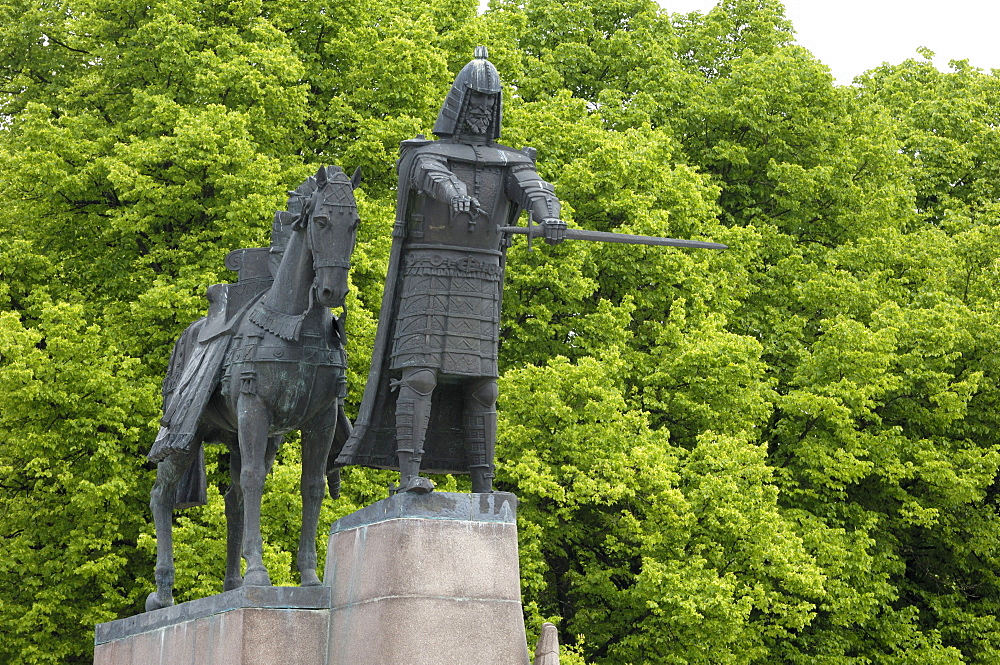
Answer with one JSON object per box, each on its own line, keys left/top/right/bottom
{"left": 338, "top": 47, "right": 566, "bottom": 493}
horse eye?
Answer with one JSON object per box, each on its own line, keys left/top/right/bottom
{"left": 314, "top": 216, "right": 329, "bottom": 228}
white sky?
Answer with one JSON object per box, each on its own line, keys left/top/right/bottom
{"left": 662, "top": 0, "right": 1000, "bottom": 84}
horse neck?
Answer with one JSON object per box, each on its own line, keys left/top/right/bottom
{"left": 266, "top": 227, "right": 314, "bottom": 315}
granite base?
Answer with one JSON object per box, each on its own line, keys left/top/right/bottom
{"left": 94, "top": 492, "right": 528, "bottom": 665}
{"left": 324, "top": 491, "right": 529, "bottom": 665}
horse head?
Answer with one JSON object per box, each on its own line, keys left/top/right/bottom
{"left": 296, "top": 166, "right": 361, "bottom": 309}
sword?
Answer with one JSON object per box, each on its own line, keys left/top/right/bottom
{"left": 498, "top": 224, "right": 728, "bottom": 250}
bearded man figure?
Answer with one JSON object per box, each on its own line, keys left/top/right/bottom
{"left": 337, "top": 46, "right": 566, "bottom": 493}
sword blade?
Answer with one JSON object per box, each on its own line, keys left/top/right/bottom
{"left": 498, "top": 226, "right": 728, "bottom": 250}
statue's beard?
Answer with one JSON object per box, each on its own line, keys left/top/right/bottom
{"left": 465, "top": 110, "right": 491, "bottom": 134}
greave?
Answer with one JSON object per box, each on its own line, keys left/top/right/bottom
{"left": 395, "top": 389, "right": 434, "bottom": 493}
{"left": 464, "top": 408, "right": 497, "bottom": 493}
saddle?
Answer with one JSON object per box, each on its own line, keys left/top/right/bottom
{"left": 149, "top": 249, "right": 274, "bottom": 507}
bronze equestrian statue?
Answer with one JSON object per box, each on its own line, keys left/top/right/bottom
{"left": 145, "top": 166, "right": 360, "bottom": 611}
{"left": 143, "top": 50, "right": 725, "bottom": 615}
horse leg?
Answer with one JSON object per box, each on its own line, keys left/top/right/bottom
{"left": 223, "top": 433, "right": 280, "bottom": 590}
{"left": 223, "top": 438, "right": 244, "bottom": 591}
{"left": 298, "top": 412, "right": 337, "bottom": 586}
{"left": 146, "top": 450, "right": 195, "bottom": 611}
{"left": 237, "top": 393, "right": 272, "bottom": 587}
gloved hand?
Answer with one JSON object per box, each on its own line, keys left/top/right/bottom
{"left": 541, "top": 218, "right": 567, "bottom": 245}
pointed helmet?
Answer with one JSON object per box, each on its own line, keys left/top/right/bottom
{"left": 433, "top": 46, "right": 503, "bottom": 140}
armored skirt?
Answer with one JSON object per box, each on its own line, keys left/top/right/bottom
{"left": 389, "top": 247, "right": 501, "bottom": 377}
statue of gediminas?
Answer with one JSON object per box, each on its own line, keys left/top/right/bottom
{"left": 337, "top": 47, "right": 567, "bottom": 494}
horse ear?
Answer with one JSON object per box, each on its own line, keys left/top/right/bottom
{"left": 350, "top": 167, "right": 363, "bottom": 190}
{"left": 292, "top": 195, "right": 315, "bottom": 230}
{"left": 315, "top": 165, "right": 328, "bottom": 188}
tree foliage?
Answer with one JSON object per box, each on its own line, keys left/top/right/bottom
{"left": 1, "top": 0, "right": 998, "bottom": 663}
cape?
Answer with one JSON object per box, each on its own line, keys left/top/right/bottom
{"left": 337, "top": 138, "right": 533, "bottom": 474}
{"left": 148, "top": 318, "right": 225, "bottom": 465}
{"left": 147, "top": 283, "right": 262, "bottom": 464}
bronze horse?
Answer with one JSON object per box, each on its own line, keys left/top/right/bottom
{"left": 146, "top": 166, "right": 360, "bottom": 611}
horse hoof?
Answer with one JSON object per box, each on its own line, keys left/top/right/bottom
{"left": 243, "top": 568, "right": 271, "bottom": 587}
{"left": 300, "top": 570, "right": 322, "bottom": 587}
{"left": 145, "top": 592, "right": 173, "bottom": 612}
{"left": 223, "top": 576, "right": 243, "bottom": 591}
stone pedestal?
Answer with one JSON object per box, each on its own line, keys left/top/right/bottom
{"left": 94, "top": 492, "right": 528, "bottom": 665}
{"left": 94, "top": 586, "right": 330, "bottom": 665}
{"left": 323, "top": 491, "right": 528, "bottom": 665}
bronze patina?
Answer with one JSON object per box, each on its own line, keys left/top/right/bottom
{"left": 146, "top": 166, "right": 360, "bottom": 611}
{"left": 337, "top": 48, "right": 564, "bottom": 494}
{"left": 337, "top": 48, "right": 726, "bottom": 495}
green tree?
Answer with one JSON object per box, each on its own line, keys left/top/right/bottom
{"left": 2, "top": 0, "right": 1000, "bottom": 662}
{"left": 0, "top": 302, "right": 155, "bottom": 662}
{"left": 0, "top": 0, "right": 324, "bottom": 660}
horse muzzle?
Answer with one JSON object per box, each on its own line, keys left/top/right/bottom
{"left": 317, "top": 287, "right": 346, "bottom": 308}
{"left": 314, "top": 267, "right": 349, "bottom": 308}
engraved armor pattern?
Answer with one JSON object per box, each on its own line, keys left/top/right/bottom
{"left": 338, "top": 48, "right": 564, "bottom": 483}
{"left": 390, "top": 248, "right": 501, "bottom": 376}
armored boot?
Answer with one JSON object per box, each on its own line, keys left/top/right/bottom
{"left": 394, "top": 369, "right": 436, "bottom": 494}
{"left": 465, "top": 378, "right": 498, "bottom": 493}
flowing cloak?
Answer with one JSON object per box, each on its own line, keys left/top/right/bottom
{"left": 148, "top": 250, "right": 272, "bottom": 465}
{"left": 148, "top": 250, "right": 272, "bottom": 507}
{"left": 337, "top": 136, "right": 557, "bottom": 474}
{"left": 148, "top": 289, "right": 231, "bottom": 465}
